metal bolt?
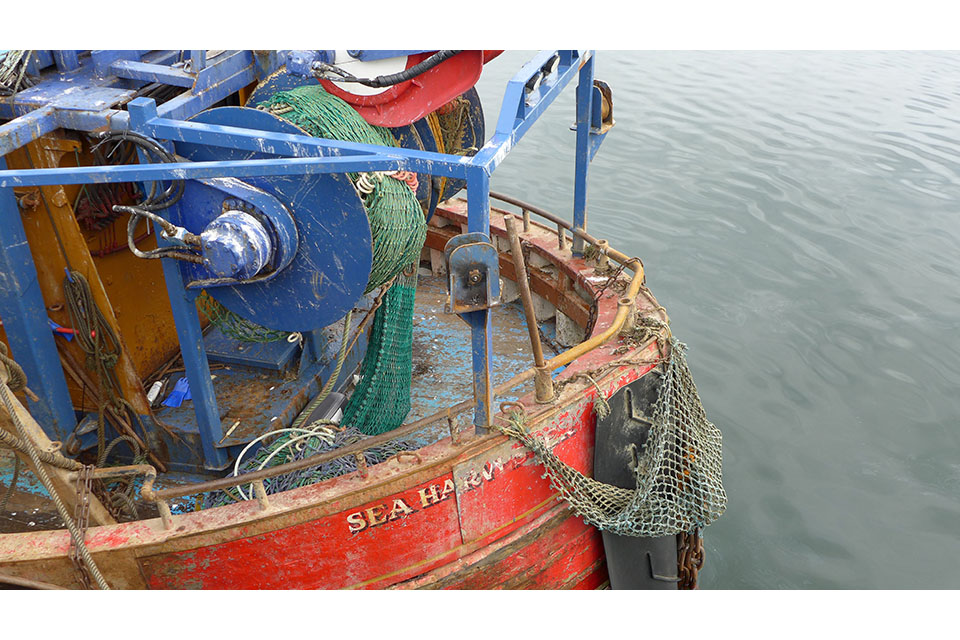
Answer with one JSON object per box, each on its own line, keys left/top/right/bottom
{"left": 468, "top": 269, "right": 482, "bottom": 285}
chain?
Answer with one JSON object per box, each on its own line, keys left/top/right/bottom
{"left": 69, "top": 465, "right": 94, "bottom": 590}
{"left": 2, "top": 349, "right": 109, "bottom": 589}
{"left": 91, "top": 476, "right": 125, "bottom": 522}
{"left": 584, "top": 259, "right": 634, "bottom": 338}
{"left": 537, "top": 324, "right": 562, "bottom": 356}
{"left": 677, "top": 528, "right": 705, "bottom": 589}
{"left": 552, "top": 354, "right": 662, "bottom": 400}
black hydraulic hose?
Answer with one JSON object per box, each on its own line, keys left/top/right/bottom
{"left": 91, "top": 130, "right": 184, "bottom": 211}
{"left": 89, "top": 131, "right": 203, "bottom": 262}
{"left": 120, "top": 209, "right": 204, "bottom": 263}
{"left": 315, "top": 50, "right": 463, "bottom": 88}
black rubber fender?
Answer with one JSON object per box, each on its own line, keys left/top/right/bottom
{"left": 594, "top": 371, "right": 679, "bottom": 589}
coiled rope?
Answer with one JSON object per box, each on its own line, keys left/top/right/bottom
{"left": 0, "top": 50, "right": 34, "bottom": 96}
{"left": 63, "top": 270, "right": 149, "bottom": 517}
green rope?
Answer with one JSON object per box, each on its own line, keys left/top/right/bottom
{"left": 291, "top": 310, "right": 353, "bottom": 430}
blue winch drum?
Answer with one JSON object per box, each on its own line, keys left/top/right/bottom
{"left": 175, "top": 106, "right": 374, "bottom": 333}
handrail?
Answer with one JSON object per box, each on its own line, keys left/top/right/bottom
{"left": 489, "top": 191, "right": 642, "bottom": 269}
{"left": 141, "top": 197, "right": 646, "bottom": 507}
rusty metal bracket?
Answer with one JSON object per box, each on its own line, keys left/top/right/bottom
{"left": 156, "top": 500, "right": 174, "bottom": 529}
{"left": 595, "top": 239, "right": 610, "bottom": 270}
{"left": 534, "top": 367, "right": 555, "bottom": 404}
{"left": 618, "top": 297, "right": 637, "bottom": 335}
{"left": 443, "top": 232, "right": 501, "bottom": 314}
{"left": 390, "top": 451, "right": 422, "bottom": 466}
{"left": 139, "top": 465, "right": 174, "bottom": 529}
{"left": 499, "top": 401, "right": 526, "bottom": 417}
{"left": 252, "top": 480, "right": 270, "bottom": 511}
{"left": 446, "top": 409, "right": 462, "bottom": 446}
{"left": 593, "top": 80, "right": 615, "bottom": 134}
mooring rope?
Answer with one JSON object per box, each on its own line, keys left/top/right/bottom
{"left": 0, "top": 343, "right": 109, "bottom": 589}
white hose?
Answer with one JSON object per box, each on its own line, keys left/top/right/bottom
{"left": 231, "top": 427, "right": 319, "bottom": 499}
{"left": 230, "top": 422, "right": 338, "bottom": 500}
{"left": 251, "top": 429, "right": 336, "bottom": 487}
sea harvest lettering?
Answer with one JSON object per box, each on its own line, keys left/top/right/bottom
{"left": 346, "top": 458, "right": 504, "bottom": 533}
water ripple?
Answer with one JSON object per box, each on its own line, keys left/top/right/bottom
{"left": 478, "top": 50, "right": 960, "bottom": 589}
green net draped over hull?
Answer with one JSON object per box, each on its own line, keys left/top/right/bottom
{"left": 498, "top": 339, "right": 727, "bottom": 537}
{"left": 258, "top": 85, "right": 426, "bottom": 435}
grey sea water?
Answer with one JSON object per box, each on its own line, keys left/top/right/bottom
{"left": 477, "top": 51, "right": 960, "bottom": 589}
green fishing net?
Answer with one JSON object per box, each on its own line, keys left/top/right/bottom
{"left": 196, "top": 292, "right": 291, "bottom": 343}
{"left": 259, "top": 86, "right": 425, "bottom": 293}
{"left": 339, "top": 271, "right": 418, "bottom": 435}
{"left": 498, "top": 339, "right": 727, "bottom": 537}
{"left": 257, "top": 85, "right": 427, "bottom": 436}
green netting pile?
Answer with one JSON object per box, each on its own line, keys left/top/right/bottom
{"left": 197, "top": 292, "right": 291, "bottom": 343}
{"left": 202, "top": 425, "right": 420, "bottom": 508}
{"left": 259, "top": 86, "right": 425, "bottom": 294}
{"left": 258, "top": 85, "right": 426, "bottom": 436}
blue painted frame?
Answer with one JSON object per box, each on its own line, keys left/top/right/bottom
{"left": 0, "top": 156, "right": 76, "bottom": 439}
{"left": 0, "top": 50, "right": 610, "bottom": 465}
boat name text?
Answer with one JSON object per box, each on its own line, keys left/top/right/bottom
{"left": 346, "top": 458, "right": 505, "bottom": 533}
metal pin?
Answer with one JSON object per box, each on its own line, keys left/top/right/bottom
{"left": 354, "top": 452, "right": 368, "bottom": 479}
{"left": 252, "top": 480, "right": 270, "bottom": 511}
{"left": 217, "top": 420, "right": 241, "bottom": 445}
